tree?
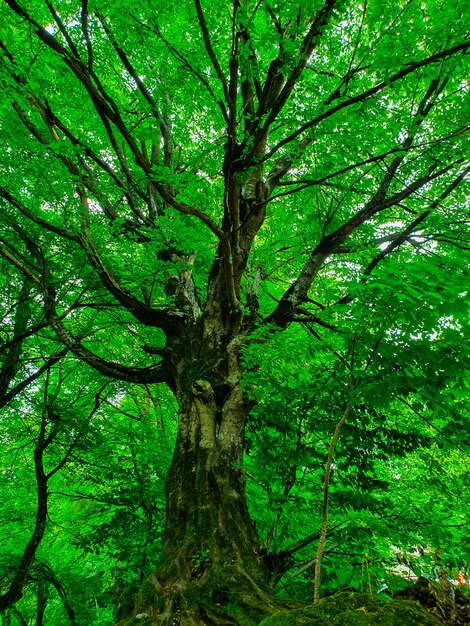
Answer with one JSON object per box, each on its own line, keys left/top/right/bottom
{"left": 0, "top": 0, "right": 469, "bottom": 623}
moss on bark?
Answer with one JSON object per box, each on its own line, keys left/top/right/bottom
{"left": 258, "top": 592, "right": 444, "bottom": 626}
{"left": 115, "top": 573, "right": 286, "bottom": 626}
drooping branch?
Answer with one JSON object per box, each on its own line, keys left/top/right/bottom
{"left": 0, "top": 189, "right": 79, "bottom": 244}
{"left": 1, "top": 188, "right": 182, "bottom": 333}
{"left": 42, "top": 287, "right": 172, "bottom": 385}
{"left": 77, "top": 230, "right": 184, "bottom": 332}
{"left": 0, "top": 238, "right": 172, "bottom": 385}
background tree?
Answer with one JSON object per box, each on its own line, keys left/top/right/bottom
{"left": 0, "top": 0, "right": 469, "bottom": 623}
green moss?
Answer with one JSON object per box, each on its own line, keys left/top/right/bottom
{"left": 457, "top": 585, "right": 470, "bottom": 604}
{"left": 258, "top": 592, "right": 444, "bottom": 625}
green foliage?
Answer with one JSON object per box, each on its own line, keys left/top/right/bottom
{"left": 0, "top": 371, "right": 176, "bottom": 624}
{"left": 243, "top": 251, "right": 469, "bottom": 598}
{"left": 0, "top": 0, "right": 469, "bottom": 621}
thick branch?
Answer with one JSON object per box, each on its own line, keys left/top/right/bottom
{"left": 0, "top": 234, "right": 172, "bottom": 385}
{"left": 77, "top": 230, "right": 183, "bottom": 332}
{"left": 247, "top": 0, "right": 337, "bottom": 159}
{"left": 80, "top": 0, "right": 93, "bottom": 71}
{"left": 43, "top": 289, "right": 171, "bottom": 384}
{"left": 364, "top": 163, "right": 470, "bottom": 275}
{"left": 266, "top": 160, "right": 468, "bottom": 327}
{"left": 264, "top": 77, "right": 465, "bottom": 323}
{"left": 31, "top": 564, "right": 77, "bottom": 626}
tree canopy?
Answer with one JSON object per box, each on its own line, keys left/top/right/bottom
{"left": 0, "top": 0, "right": 469, "bottom": 624}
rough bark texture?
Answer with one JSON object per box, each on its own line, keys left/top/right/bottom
{"left": 112, "top": 251, "right": 282, "bottom": 624}
{"left": 116, "top": 325, "right": 282, "bottom": 625}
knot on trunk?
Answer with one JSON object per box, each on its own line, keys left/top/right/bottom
{"left": 191, "top": 380, "right": 214, "bottom": 401}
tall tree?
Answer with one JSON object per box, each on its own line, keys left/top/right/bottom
{"left": 0, "top": 0, "right": 469, "bottom": 622}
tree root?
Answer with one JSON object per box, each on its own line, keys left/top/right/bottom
{"left": 115, "top": 566, "right": 295, "bottom": 626}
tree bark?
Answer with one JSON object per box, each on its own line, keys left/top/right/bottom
{"left": 119, "top": 395, "right": 275, "bottom": 624}
{"left": 117, "top": 318, "right": 281, "bottom": 624}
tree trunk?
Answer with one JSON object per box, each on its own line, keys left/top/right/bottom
{"left": 117, "top": 327, "right": 281, "bottom": 625}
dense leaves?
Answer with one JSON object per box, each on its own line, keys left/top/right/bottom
{"left": 0, "top": 0, "right": 469, "bottom": 623}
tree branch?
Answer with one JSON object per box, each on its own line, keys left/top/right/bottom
{"left": 130, "top": 14, "right": 229, "bottom": 124}
{"left": 265, "top": 158, "right": 467, "bottom": 327}
{"left": 246, "top": 0, "right": 338, "bottom": 160}
{"left": 265, "top": 40, "right": 470, "bottom": 162}
{"left": 77, "top": 228, "right": 184, "bottom": 332}
{"left": 80, "top": 0, "right": 93, "bottom": 71}
{"left": 194, "top": 0, "right": 230, "bottom": 106}
{"left": 4, "top": 0, "right": 224, "bottom": 239}
{"left": 0, "top": 188, "right": 79, "bottom": 243}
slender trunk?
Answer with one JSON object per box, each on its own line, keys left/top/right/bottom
{"left": 313, "top": 404, "right": 351, "bottom": 604}
{"left": 0, "top": 439, "right": 48, "bottom": 611}
{"left": 35, "top": 580, "right": 47, "bottom": 626}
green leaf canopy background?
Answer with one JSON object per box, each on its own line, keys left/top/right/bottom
{"left": 0, "top": 0, "right": 469, "bottom": 623}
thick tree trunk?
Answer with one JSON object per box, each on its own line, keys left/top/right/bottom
{"left": 163, "top": 393, "right": 259, "bottom": 580}
{"left": 117, "top": 328, "right": 281, "bottom": 625}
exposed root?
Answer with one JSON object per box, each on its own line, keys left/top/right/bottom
{"left": 115, "top": 564, "right": 293, "bottom": 626}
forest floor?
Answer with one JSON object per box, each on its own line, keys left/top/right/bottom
{"left": 257, "top": 583, "right": 470, "bottom": 626}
